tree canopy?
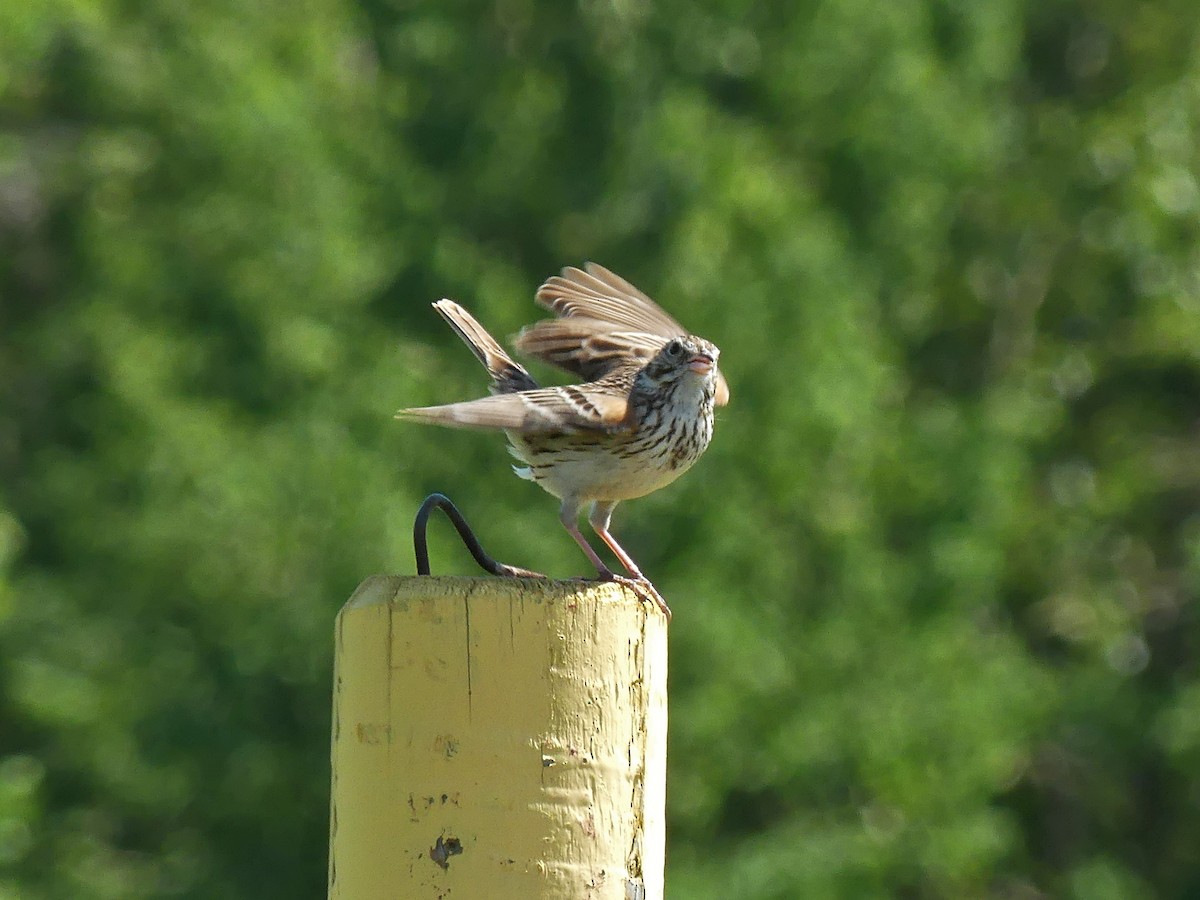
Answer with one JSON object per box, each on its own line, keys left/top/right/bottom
{"left": 2, "top": 1, "right": 1198, "bottom": 897}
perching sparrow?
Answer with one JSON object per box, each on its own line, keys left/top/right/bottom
{"left": 397, "top": 263, "right": 728, "bottom": 616}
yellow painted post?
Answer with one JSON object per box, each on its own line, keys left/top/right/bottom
{"left": 328, "top": 576, "right": 668, "bottom": 900}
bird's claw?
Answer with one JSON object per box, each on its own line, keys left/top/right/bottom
{"left": 566, "top": 571, "right": 671, "bottom": 619}
{"left": 611, "top": 574, "right": 672, "bottom": 621}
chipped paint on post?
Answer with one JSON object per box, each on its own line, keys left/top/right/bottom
{"left": 328, "top": 576, "right": 668, "bottom": 899}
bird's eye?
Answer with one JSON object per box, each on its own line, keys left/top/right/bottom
{"left": 665, "top": 339, "right": 684, "bottom": 357}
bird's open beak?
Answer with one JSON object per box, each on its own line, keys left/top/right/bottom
{"left": 688, "top": 353, "right": 714, "bottom": 376}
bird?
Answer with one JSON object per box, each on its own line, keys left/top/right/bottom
{"left": 396, "top": 263, "right": 728, "bottom": 617}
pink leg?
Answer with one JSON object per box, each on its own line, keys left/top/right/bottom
{"left": 588, "top": 500, "right": 670, "bottom": 618}
{"left": 562, "top": 501, "right": 671, "bottom": 619}
{"left": 587, "top": 501, "right": 643, "bottom": 578}
{"left": 560, "top": 502, "right": 616, "bottom": 578}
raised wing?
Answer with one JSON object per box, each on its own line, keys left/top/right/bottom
{"left": 514, "top": 319, "right": 668, "bottom": 382}
{"left": 516, "top": 263, "right": 730, "bottom": 406}
{"left": 532, "top": 263, "right": 687, "bottom": 335}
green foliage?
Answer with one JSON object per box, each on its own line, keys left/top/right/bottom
{"left": 2, "top": 0, "right": 1198, "bottom": 896}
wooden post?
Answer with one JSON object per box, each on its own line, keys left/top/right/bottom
{"left": 328, "top": 576, "right": 668, "bottom": 899}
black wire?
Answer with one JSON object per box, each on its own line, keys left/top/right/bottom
{"left": 413, "top": 492, "right": 540, "bottom": 577}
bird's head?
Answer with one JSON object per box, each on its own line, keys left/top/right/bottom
{"left": 638, "top": 335, "right": 724, "bottom": 402}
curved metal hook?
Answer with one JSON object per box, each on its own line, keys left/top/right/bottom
{"left": 413, "top": 493, "right": 543, "bottom": 578}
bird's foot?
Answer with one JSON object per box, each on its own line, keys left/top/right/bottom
{"left": 569, "top": 569, "right": 671, "bottom": 620}
{"left": 611, "top": 574, "right": 672, "bottom": 622}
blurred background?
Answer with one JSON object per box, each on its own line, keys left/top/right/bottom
{"left": 2, "top": 0, "right": 1198, "bottom": 897}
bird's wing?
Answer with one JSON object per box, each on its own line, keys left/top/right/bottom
{"left": 396, "top": 383, "right": 632, "bottom": 434}
{"left": 531, "top": 262, "right": 686, "bottom": 335}
{"left": 513, "top": 318, "right": 668, "bottom": 382}
{"left": 517, "top": 263, "right": 730, "bottom": 406}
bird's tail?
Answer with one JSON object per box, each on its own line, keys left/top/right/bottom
{"left": 432, "top": 300, "right": 539, "bottom": 395}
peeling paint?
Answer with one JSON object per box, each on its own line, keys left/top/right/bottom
{"left": 429, "top": 835, "right": 463, "bottom": 870}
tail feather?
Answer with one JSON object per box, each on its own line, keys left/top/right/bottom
{"left": 432, "top": 299, "right": 538, "bottom": 394}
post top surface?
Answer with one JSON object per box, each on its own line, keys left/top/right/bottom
{"left": 345, "top": 574, "right": 650, "bottom": 613}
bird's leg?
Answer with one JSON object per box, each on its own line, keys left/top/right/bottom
{"left": 559, "top": 501, "right": 617, "bottom": 579}
{"left": 587, "top": 501, "right": 642, "bottom": 578}
{"left": 587, "top": 501, "right": 671, "bottom": 620}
